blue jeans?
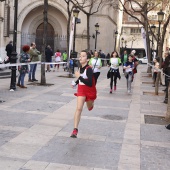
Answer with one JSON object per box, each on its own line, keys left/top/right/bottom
{"left": 125, "top": 72, "right": 133, "bottom": 91}
{"left": 28, "top": 64, "right": 37, "bottom": 80}
{"left": 18, "top": 73, "right": 26, "bottom": 86}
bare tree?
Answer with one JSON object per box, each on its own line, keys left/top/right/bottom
{"left": 70, "top": 0, "right": 107, "bottom": 51}
{"left": 41, "top": 0, "right": 48, "bottom": 85}
{"left": 64, "top": 0, "right": 74, "bottom": 55}
{"left": 109, "top": 0, "right": 170, "bottom": 95}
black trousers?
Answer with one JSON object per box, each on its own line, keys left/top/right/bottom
{"left": 110, "top": 72, "right": 117, "bottom": 89}
{"left": 153, "top": 72, "right": 157, "bottom": 83}
{"left": 93, "top": 72, "right": 100, "bottom": 85}
{"left": 165, "top": 81, "right": 169, "bottom": 102}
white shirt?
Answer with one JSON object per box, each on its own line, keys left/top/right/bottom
{"left": 110, "top": 58, "right": 119, "bottom": 69}
{"left": 91, "top": 58, "right": 101, "bottom": 73}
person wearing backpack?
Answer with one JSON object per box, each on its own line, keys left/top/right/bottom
{"left": 17, "top": 45, "right": 30, "bottom": 88}
{"left": 123, "top": 54, "right": 134, "bottom": 94}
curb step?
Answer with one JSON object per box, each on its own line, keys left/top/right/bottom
{"left": 0, "top": 69, "right": 11, "bottom": 79}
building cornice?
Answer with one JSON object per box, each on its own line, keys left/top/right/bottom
{"left": 122, "top": 24, "right": 142, "bottom": 28}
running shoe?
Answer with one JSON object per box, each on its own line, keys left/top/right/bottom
{"left": 88, "top": 104, "right": 94, "bottom": 111}
{"left": 70, "top": 128, "right": 78, "bottom": 138}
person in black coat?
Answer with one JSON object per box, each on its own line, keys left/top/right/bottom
{"left": 163, "top": 53, "right": 170, "bottom": 104}
{"left": 5, "top": 41, "right": 13, "bottom": 63}
{"left": 45, "top": 45, "right": 53, "bottom": 72}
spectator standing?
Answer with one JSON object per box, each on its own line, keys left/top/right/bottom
{"left": 163, "top": 53, "right": 170, "bottom": 104}
{"left": 28, "top": 42, "right": 40, "bottom": 82}
{"left": 99, "top": 50, "right": 105, "bottom": 66}
{"left": 62, "top": 50, "right": 67, "bottom": 68}
{"left": 17, "top": 45, "right": 30, "bottom": 88}
{"left": 5, "top": 41, "right": 13, "bottom": 62}
{"left": 53, "top": 49, "right": 61, "bottom": 71}
{"left": 152, "top": 57, "right": 160, "bottom": 87}
{"left": 45, "top": 45, "right": 53, "bottom": 72}
{"left": 162, "top": 51, "right": 169, "bottom": 88}
{"left": 106, "top": 53, "right": 110, "bottom": 65}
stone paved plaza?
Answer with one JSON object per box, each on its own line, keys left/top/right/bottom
{"left": 0, "top": 64, "right": 170, "bottom": 170}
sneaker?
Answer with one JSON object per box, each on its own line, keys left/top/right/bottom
{"left": 32, "top": 79, "right": 38, "bottom": 81}
{"left": 88, "top": 103, "right": 94, "bottom": 111}
{"left": 70, "top": 128, "right": 78, "bottom": 138}
{"left": 110, "top": 89, "right": 112, "bottom": 94}
{"left": 20, "top": 85, "right": 27, "bottom": 88}
{"left": 74, "top": 93, "right": 77, "bottom": 96}
{"left": 28, "top": 79, "right": 33, "bottom": 82}
{"left": 165, "top": 124, "right": 170, "bottom": 130}
{"left": 114, "top": 86, "right": 116, "bottom": 91}
{"left": 163, "top": 100, "right": 168, "bottom": 104}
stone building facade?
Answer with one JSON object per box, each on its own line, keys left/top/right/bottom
{"left": 0, "top": 0, "right": 120, "bottom": 60}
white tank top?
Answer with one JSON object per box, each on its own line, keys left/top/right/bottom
{"left": 79, "top": 69, "right": 88, "bottom": 85}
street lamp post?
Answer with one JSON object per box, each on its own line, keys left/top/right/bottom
{"left": 131, "top": 36, "right": 135, "bottom": 50}
{"left": 94, "top": 23, "right": 99, "bottom": 51}
{"left": 73, "top": 8, "right": 80, "bottom": 52}
{"left": 41, "top": 0, "right": 48, "bottom": 85}
{"left": 121, "top": 37, "right": 124, "bottom": 54}
{"left": 151, "top": 24, "right": 156, "bottom": 61}
{"left": 114, "top": 31, "right": 118, "bottom": 51}
{"left": 71, "top": 8, "right": 80, "bottom": 75}
{"left": 10, "top": 0, "right": 18, "bottom": 90}
{"left": 157, "top": 9, "right": 164, "bottom": 54}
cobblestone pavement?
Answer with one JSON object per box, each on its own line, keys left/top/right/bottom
{"left": 0, "top": 64, "right": 169, "bottom": 170}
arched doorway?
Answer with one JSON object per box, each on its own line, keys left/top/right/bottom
{"left": 35, "top": 23, "right": 55, "bottom": 52}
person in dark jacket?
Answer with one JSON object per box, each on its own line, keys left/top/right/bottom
{"left": 121, "top": 50, "right": 128, "bottom": 73}
{"left": 163, "top": 53, "right": 170, "bottom": 104}
{"left": 45, "top": 45, "right": 53, "bottom": 72}
{"left": 17, "top": 45, "right": 30, "bottom": 88}
{"left": 5, "top": 41, "right": 13, "bottom": 63}
{"left": 106, "top": 53, "right": 110, "bottom": 65}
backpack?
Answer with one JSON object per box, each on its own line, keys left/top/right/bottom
{"left": 69, "top": 59, "right": 73, "bottom": 67}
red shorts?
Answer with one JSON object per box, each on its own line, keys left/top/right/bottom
{"left": 75, "top": 84, "right": 97, "bottom": 101}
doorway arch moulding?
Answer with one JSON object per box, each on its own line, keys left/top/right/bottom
{"left": 17, "top": 0, "right": 68, "bottom": 32}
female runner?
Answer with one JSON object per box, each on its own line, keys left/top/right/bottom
{"left": 70, "top": 50, "right": 97, "bottom": 138}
